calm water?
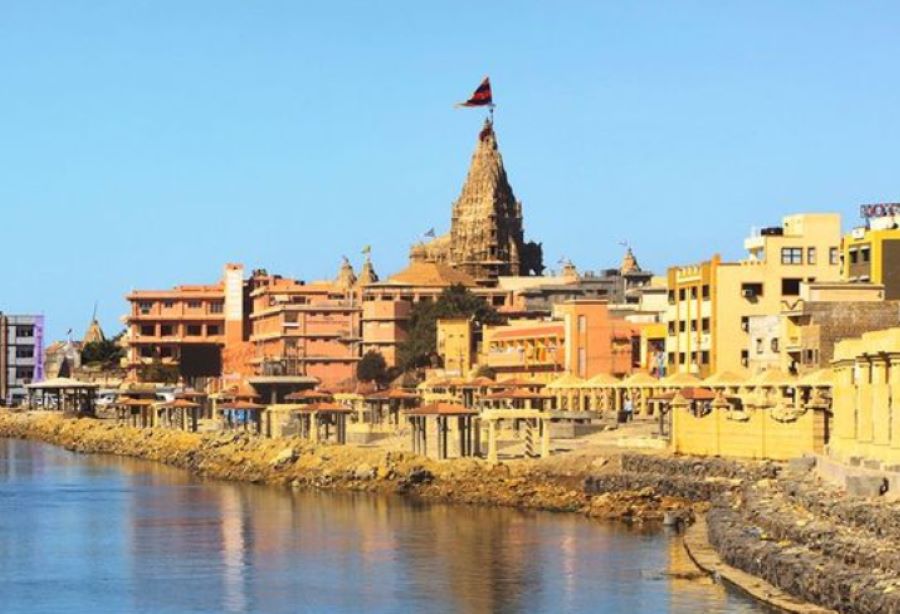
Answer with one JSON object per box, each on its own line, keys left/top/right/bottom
{"left": 0, "top": 439, "right": 766, "bottom": 613}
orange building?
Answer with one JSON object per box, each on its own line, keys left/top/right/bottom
{"left": 125, "top": 263, "right": 245, "bottom": 385}
{"left": 249, "top": 270, "right": 361, "bottom": 389}
{"left": 361, "top": 261, "right": 513, "bottom": 367}
{"left": 126, "top": 261, "right": 373, "bottom": 391}
{"left": 480, "top": 299, "right": 638, "bottom": 381}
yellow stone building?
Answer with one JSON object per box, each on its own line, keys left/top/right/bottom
{"left": 436, "top": 318, "right": 472, "bottom": 377}
{"left": 666, "top": 213, "right": 843, "bottom": 377}
{"left": 842, "top": 212, "right": 900, "bottom": 299}
{"left": 830, "top": 327, "right": 900, "bottom": 466}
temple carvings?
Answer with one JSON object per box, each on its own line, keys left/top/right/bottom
{"left": 411, "top": 119, "right": 543, "bottom": 282}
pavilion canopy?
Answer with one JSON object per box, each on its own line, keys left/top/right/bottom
{"left": 660, "top": 372, "right": 702, "bottom": 386}
{"left": 620, "top": 372, "right": 659, "bottom": 387}
{"left": 294, "top": 402, "right": 354, "bottom": 414}
{"left": 285, "top": 390, "right": 333, "bottom": 402}
{"left": 702, "top": 371, "right": 748, "bottom": 386}
{"left": 746, "top": 369, "right": 796, "bottom": 387}
{"left": 406, "top": 402, "right": 478, "bottom": 416}
{"left": 546, "top": 373, "right": 585, "bottom": 389}
{"left": 581, "top": 373, "right": 620, "bottom": 388}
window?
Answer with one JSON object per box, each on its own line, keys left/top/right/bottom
{"left": 807, "top": 247, "right": 816, "bottom": 265}
{"left": 740, "top": 316, "right": 750, "bottom": 332}
{"left": 678, "top": 320, "right": 686, "bottom": 333}
{"left": 492, "top": 296, "right": 505, "bottom": 307}
{"left": 701, "top": 350, "right": 710, "bottom": 365}
{"left": 860, "top": 246, "right": 871, "bottom": 263}
{"left": 16, "top": 347, "right": 34, "bottom": 359}
{"left": 756, "top": 338, "right": 764, "bottom": 354}
{"left": 678, "top": 352, "right": 685, "bottom": 364}
{"left": 771, "top": 338, "right": 779, "bottom": 352}
{"left": 207, "top": 325, "right": 221, "bottom": 336}
{"left": 667, "top": 352, "right": 675, "bottom": 365}
{"left": 15, "top": 367, "right": 33, "bottom": 380}
{"left": 667, "top": 321, "right": 675, "bottom": 335}
{"left": 690, "top": 287, "right": 697, "bottom": 299}
{"left": 781, "top": 278, "right": 802, "bottom": 296}
{"left": 140, "top": 347, "right": 154, "bottom": 358}
{"left": 849, "top": 248, "right": 858, "bottom": 265}
{"left": 689, "top": 320, "right": 697, "bottom": 332}
{"left": 186, "top": 325, "right": 202, "bottom": 336}
{"left": 160, "top": 347, "right": 173, "bottom": 359}
{"left": 829, "top": 247, "right": 839, "bottom": 265}
{"left": 701, "top": 318, "right": 710, "bottom": 333}
{"left": 140, "top": 325, "right": 155, "bottom": 336}
{"left": 741, "top": 350, "right": 749, "bottom": 367}
{"left": 16, "top": 326, "right": 34, "bottom": 338}
{"left": 667, "top": 290, "right": 675, "bottom": 305}
{"left": 577, "top": 347, "right": 586, "bottom": 377}
{"left": 701, "top": 285, "right": 710, "bottom": 299}
{"left": 138, "top": 302, "right": 153, "bottom": 315}
{"left": 160, "top": 325, "right": 173, "bottom": 336}
{"left": 187, "top": 300, "right": 201, "bottom": 309}
{"left": 781, "top": 247, "right": 803, "bottom": 265}
{"left": 163, "top": 301, "right": 174, "bottom": 309}
{"left": 741, "top": 283, "right": 763, "bottom": 299}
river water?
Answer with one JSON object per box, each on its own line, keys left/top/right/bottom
{"left": 0, "top": 439, "right": 767, "bottom": 613}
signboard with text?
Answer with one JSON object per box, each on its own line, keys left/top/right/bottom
{"left": 860, "top": 203, "right": 900, "bottom": 219}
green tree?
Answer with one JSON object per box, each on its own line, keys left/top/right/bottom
{"left": 80, "top": 331, "right": 125, "bottom": 368}
{"left": 138, "top": 361, "right": 180, "bottom": 384}
{"left": 357, "top": 350, "right": 389, "bottom": 385}
{"left": 397, "top": 284, "right": 503, "bottom": 371}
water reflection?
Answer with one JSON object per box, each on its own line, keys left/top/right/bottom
{"left": 0, "top": 440, "right": 766, "bottom": 613}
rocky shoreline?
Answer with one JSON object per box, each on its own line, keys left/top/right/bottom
{"left": 3, "top": 411, "right": 897, "bottom": 613}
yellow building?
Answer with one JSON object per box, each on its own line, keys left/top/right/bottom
{"left": 435, "top": 318, "right": 472, "bottom": 377}
{"left": 666, "top": 213, "right": 843, "bottom": 377}
{"left": 830, "top": 327, "right": 900, "bottom": 467}
{"left": 842, "top": 210, "right": 900, "bottom": 299}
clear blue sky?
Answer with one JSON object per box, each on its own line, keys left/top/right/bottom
{"left": 2, "top": 2, "right": 898, "bottom": 340}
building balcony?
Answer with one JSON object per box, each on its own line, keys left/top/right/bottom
{"left": 130, "top": 335, "right": 225, "bottom": 345}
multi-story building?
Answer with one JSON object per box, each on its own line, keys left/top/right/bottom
{"left": 666, "top": 213, "right": 843, "bottom": 377}
{"left": 249, "top": 268, "right": 361, "bottom": 388}
{"left": 747, "top": 281, "right": 899, "bottom": 375}
{"left": 125, "top": 266, "right": 238, "bottom": 384}
{"left": 0, "top": 314, "right": 45, "bottom": 405}
{"left": 480, "top": 300, "right": 637, "bottom": 381}
{"left": 843, "top": 206, "right": 900, "bottom": 299}
{"left": 126, "top": 261, "right": 374, "bottom": 390}
{"left": 360, "top": 261, "right": 512, "bottom": 367}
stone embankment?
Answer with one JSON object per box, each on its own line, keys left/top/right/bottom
{"left": 706, "top": 466, "right": 900, "bottom": 613}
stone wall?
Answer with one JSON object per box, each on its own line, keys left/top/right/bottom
{"left": 671, "top": 399, "right": 827, "bottom": 461}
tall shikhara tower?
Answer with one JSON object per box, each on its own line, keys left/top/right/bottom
{"left": 411, "top": 118, "right": 543, "bottom": 282}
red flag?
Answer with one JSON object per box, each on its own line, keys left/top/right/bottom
{"left": 457, "top": 77, "right": 493, "bottom": 107}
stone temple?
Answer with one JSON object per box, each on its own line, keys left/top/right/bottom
{"left": 410, "top": 118, "right": 543, "bottom": 283}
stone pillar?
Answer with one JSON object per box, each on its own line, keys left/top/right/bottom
{"left": 831, "top": 359, "right": 856, "bottom": 458}
{"left": 871, "top": 356, "right": 890, "bottom": 453}
{"left": 670, "top": 392, "right": 690, "bottom": 455}
{"left": 890, "top": 355, "right": 900, "bottom": 454}
{"left": 856, "top": 357, "right": 874, "bottom": 458}
{"left": 540, "top": 417, "right": 551, "bottom": 458}
{"left": 487, "top": 419, "right": 498, "bottom": 465}
{"left": 310, "top": 412, "right": 319, "bottom": 443}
